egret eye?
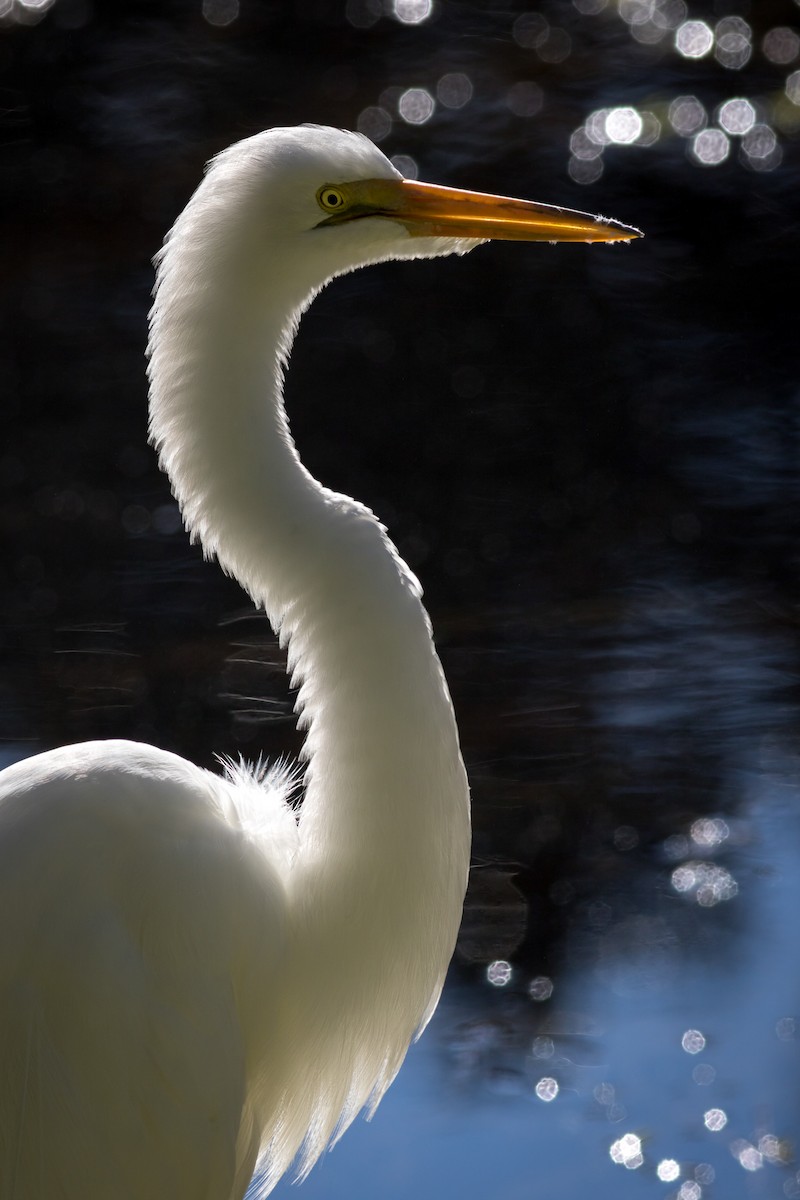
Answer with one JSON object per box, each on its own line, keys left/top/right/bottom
{"left": 317, "top": 186, "right": 346, "bottom": 212}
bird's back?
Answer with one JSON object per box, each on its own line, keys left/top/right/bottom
{"left": 0, "top": 740, "right": 292, "bottom": 1200}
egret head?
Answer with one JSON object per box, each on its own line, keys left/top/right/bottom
{"left": 168, "top": 124, "right": 641, "bottom": 306}
{"left": 202, "top": 125, "right": 483, "bottom": 280}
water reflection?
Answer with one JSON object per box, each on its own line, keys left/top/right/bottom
{"left": 427, "top": 574, "right": 799, "bottom": 1197}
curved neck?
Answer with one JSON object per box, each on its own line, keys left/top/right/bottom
{"left": 151, "top": 278, "right": 468, "bottom": 832}
{"left": 148, "top": 251, "right": 471, "bottom": 1185}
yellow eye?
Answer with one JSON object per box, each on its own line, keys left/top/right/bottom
{"left": 317, "top": 186, "right": 347, "bottom": 212}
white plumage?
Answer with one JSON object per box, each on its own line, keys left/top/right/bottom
{"left": 0, "top": 126, "right": 638, "bottom": 1199}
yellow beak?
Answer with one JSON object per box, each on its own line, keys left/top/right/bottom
{"left": 319, "top": 176, "right": 642, "bottom": 244}
{"left": 389, "top": 178, "right": 642, "bottom": 243}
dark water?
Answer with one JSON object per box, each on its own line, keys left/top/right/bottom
{"left": 3, "top": 1, "right": 799, "bottom": 1196}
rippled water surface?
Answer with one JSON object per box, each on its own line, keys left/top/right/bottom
{"left": 3, "top": 1, "right": 799, "bottom": 1197}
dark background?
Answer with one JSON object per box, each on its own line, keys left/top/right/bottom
{"left": 2, "top": 1, "right": 799, "bottom": 1197}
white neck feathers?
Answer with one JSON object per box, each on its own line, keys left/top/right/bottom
{"left": 147, "top": 162, "right": 471, "bottom": 1189}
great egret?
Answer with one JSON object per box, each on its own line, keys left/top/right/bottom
{"left": 0, "top": 125, "right": 640, "bottom": 1199}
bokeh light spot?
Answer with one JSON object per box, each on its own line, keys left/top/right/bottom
{"left": 636, "top": 111, "right": 663, "bottom": 145}
{"left": 1, "top": 0, "right": 56, "bottom": 21}
{"left": 692, "top": 1062, "right": 716, "bottom": 1085}
{"left": 672, "top": 860, "right": 738, "bottom": 901}
{"left": 703, "top": 1107, "right": 727, "bottom": 1132}
{"left": 357, "top": 106, "right": 392, "bottom": 142}
{"left": 759, "top": 1133, "right": 791, "bottom": 1164}
{"left": 586, "top": 108, "right": 612, "bottom": 144}
{"left": 786, "top": 69, "right": 800, "bottom": 105}
{"left": 537, "top": 28, "right": 572, "bottom": 63}
{"left": 717, "top": 99, "right": 756, "bottom": 135}
{"left": 605, "top": 107, "right": 643, "bottom": 143}
{"left": 669, "top": 95, "right": 707, "bottom": 136}
{"left": 606, "top": 108, "right": 642, "bottom": 144}
{"left": 535, "top": 1076, "right": 559, "bottom": 1102}
{"left": 784, "top": 1173, "right": 800, "bottom": 1199}
{"left": 622, "top": 0, "right": 687, "bottom": 44}
{"left": 513, "top": 11, "right": 548, "bottom": 48}
{"left": 390, "top": 154, "right": 418, "bottom": 179}
{"left": 398, "top": 88, "right": 435, "bottom": 125}
{"left": 676, "top": 20, "right": 713, "bottom": 58}
{"left": 529, "top": 975, "right": 554, "bottom": 1001}
{"left": 613, "top": 824, "right": 639, "bottom": 850}
{"left": 691, "top": 127, "right": 731, "bottom": 166}
{"left": 681, "top": 1028, "right": 706, "bottom": 1054}
{"left": 610, "top": 1132, "right": 644, "bottom": 1169}
{"left": 619, "top": 0, "right": 653, "bottom": 26}
{"left": 594, "top": 1082, "right": 615, "bottom": 1107}
{"left": 345, "top": 0, "right": 381, "bottom": 28}
{"left": 570, "top": 128, "right": 604, "bottom": 161}
{"left": 657, "top": 1159, "right": 681, "bottom": 1181}
{"left": 569, "top": 156, "right": 604, "bottom": 185}
{"left": 715, "top": 16, "right": 752, "bottom": 69}
{"left": 487, "top": 959, "right": 512, "bottom": 987}
{"left": 392, "top": 0, "right": 432, "bottom": 24}
{"left": 436, "top": 72, "right": 473, "bottom": 109}
{"left": 743, "top": 123, "right": 777, "bottom": 168}
{"left": 730, "top": 1139, "right": 763, "bottom": 1171}
{"left": 690, "top": 816, "right": 730, "bottom": 846}
{"left": 202, "top": 0, "right": 239, "bottom": 26}
{"left": 776, "top": 1016, "right": 796, "bottom": 1040}
{"left": 763, "top": 26, "right": 800, "bottom": 65}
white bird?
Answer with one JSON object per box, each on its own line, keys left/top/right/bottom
{"left": 0, "top": 126, "right": 639, "bottom": 1199}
